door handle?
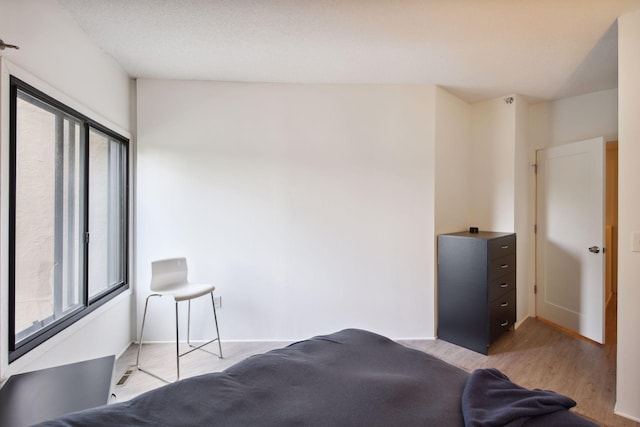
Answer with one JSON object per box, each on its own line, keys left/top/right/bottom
{"left": 588, "top": 246, "right": 600, "bottom": 254}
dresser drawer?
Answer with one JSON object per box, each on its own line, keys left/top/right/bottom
{"left": 488, "top": 234, "right": 516, "bottom": 259}
{"left": 488, "top": 254, "right": 516, "bottom": 280}
{"left": 489, "top": 290, "right": 516, "bottom": 343}
{"left": 488, "top": 273, "right": 516, "bottom": 301}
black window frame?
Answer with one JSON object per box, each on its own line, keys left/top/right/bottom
{"left": 8, "top": 76, "right": 130, "bottom": 362}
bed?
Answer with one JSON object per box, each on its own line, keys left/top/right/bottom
{"left": 37, "top": 329, "right": 598, "bottom": 426}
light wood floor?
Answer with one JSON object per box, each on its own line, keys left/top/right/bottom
{"left": 113, "top": 301, "right": 637, "bottom": 427}
{"left": 403, "top": 300, "right": 637, "bottom": 427}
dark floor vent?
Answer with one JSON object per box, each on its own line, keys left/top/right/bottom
{"left": 116, "top": 366, "right": 136, "bottom": 387}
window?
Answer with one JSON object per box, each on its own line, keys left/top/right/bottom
{"left": 9, "top": 77, "right": 129, "bottom": 361}
{"left": 88, "top": 128, "right": 128, "bottom": 299}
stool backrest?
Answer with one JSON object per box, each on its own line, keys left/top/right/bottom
{"left": 151, "top": 258, "right": 188, "bottom": 291}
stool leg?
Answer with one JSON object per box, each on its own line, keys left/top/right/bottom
{"left": 211, "top": 292, "right": 223, "bottom": 358}
{"left": 187, "top": 299, "right": 192, "bottom": 347}
{"left": 136, "top": 294, "right": 154, "bottom": 368}
{"left": 175, "top": 301, "right": 180, "bottom": 381}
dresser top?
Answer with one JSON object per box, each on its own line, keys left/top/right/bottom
{"left": 439, "top": 231, "right": 514, "bottom": 240}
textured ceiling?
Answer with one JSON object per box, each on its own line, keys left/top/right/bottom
{"left": 57, "top": 0, "right": 640, "bottom": 103}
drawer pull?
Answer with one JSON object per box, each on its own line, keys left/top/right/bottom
{"left": 500, "top": 321, "right": 509, "bottom": 327}
{"left": 500, "top": 264, "right": 509, "bottom": 269}
{"left": 500, "top": 302, "right": 509, "bottom": 307}
{"left": 500, "top": 283, "right": 509, "bottom": 288}
{"left": 501, "top": 245, "right": 509, "bottom": 249}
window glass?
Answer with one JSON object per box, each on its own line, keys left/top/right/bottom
{"left": 14, "top": 91, "right": 84, "bottom": 345}
{"left": 88, "top": 128, "right": 127, "bottom": 299}
{"left": 10, "top": 77, "right": 129, "bottom": 360}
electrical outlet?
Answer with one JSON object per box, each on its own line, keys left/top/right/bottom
{"left": 632, "top": 232, "right": 640, "bottom": 252}
{"left": 214, "top": 296, "right": 222, "bottom": 309}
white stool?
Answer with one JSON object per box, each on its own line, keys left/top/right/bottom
{"left": 136, "top": 257, "right": 222, "bottom": 382}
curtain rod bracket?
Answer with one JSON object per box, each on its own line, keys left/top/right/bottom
{"left": 0, "top": 39, "right": 20, "bottom": 50}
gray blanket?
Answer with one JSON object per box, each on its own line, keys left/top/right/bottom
{"left": 462, "top": 368, "right": 599, "bottom": 427}
{"left": 38, "top": 329, "right": 468, "bottom": 426}
{"left": 37, "top": 329, "right": 598, "bottom": 427}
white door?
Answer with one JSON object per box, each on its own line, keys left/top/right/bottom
{"left": 536, "top": 137, "right": 605, "bottom": 344}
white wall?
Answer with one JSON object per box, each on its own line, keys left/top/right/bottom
{"left": 529, "top": 89, "right": 618, "bottom": 148}
{"left": 616, "top": 9, "right": 640, "bottom": 422}
{"left": 513, "top": 95, "right": 532, "bottom": 323}
{"left": 136, "top": 80, "right": 437, "bottom": 342}
{"left": 0, "top": 0, "right": 132, "bottom": 378}
{"left": 469, "top": 97, "right": 516, "bottom": 231}
{"left": 434, "top": 86, "right": 471, "bottom": 235}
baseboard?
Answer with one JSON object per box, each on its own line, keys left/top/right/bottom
{"left": 116, "top": 340, "right": 134, "bottom": 360}
{"left": 614, "top": 403, "right": 640, "bottom": 423}
{"left": 606, "top": 292, "right": 614, "bottom": 308}
{"left": 513, "top": 315, "right": 531, "bottom": 330}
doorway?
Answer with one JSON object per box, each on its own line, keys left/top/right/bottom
{"left": 535, "top": 138, "right": 618, "bottom": 344}
{"left": 605, "top": 142, "right": 618, "bottom": 307}
{"left": 604, "top": 142, "right": 618, "bottom": 346}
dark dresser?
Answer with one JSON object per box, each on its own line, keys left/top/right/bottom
{"left": 437, "top": 231, "right": 516, "bottom": 354}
